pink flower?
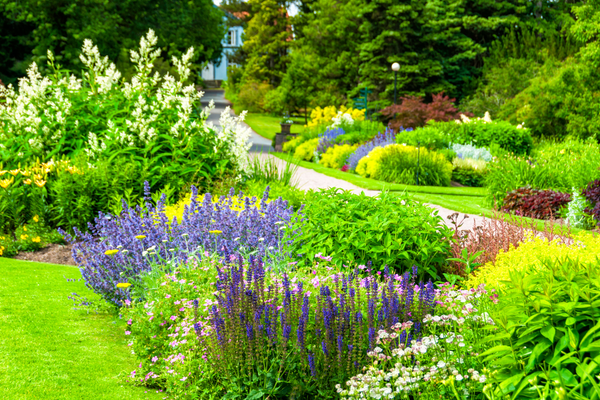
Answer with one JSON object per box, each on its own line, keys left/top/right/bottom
{"left": 151, "top": 356, "right": 158, "bottom": 363}
{"left": 170, "top": 316, "right": 177, "bottom": 321}
{"left": 180, "top": 377, "right": 187, "bottom": 381}
{"left": 125, "top": 331, "right": 131, "bottom": 335}
{"left": 165, "top": 294, "right": 171, "bottom": 299}
{"left": 124, "top": 299, "right": 131, "bottom": 306}
{"left": 127, "top": 319, "right": 132, "bottom": 325}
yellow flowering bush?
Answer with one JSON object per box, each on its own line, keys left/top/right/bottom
{"left": 282, "top": 136, "right": 304, "bottom": 154}
{"left": 465, "top": 233, "right": 600, "bottom": 292}
{"left": 320, "top": 144, "right": 359, "bottom": 169}
{"left": 293, "top": 138, "right": 320, "bottom": 162}
{"left": 307, "top": 106, "right": 365, "bottom": 128}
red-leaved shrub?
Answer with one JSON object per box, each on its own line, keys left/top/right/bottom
{"left": 380, "top": 92, "right": 470, "bottom": 131}
{"left": 501, "top": 186, "right": 571, "bottom": 220}
{"left": 583, "top": 180, "right": 600, "bottom": 226}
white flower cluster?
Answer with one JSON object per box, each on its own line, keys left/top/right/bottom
{"left": 337, "top": 284, "right": 495, "bottom": 399}
{"left": 0, "top": 29, "right": 251, "bottom": 173}
{"left": 329, "top": 111, "right": 355, "bottom": 129}
{"left": 213, "top": 106, "right": 252, "bottom": 173}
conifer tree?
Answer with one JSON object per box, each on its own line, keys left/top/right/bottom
{"left": 241, "top": 0, "right": 292, "bottom": 86}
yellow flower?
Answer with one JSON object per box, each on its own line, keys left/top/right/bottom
{"left": 208, "top": 230, "right": 222, "bottom": 234}
{"left": 0, "top": 170, "right": 6, "bottom": 176}
{"left": 34, "top": 180, "right": 46, "bottom": 188}
{"left": 20, "top": 234, "right": 28, "bottom": 240}
{"left": 23, "top": 226, "right": 27, "bottom": 231}
{"left": 105, "top": 249, "right": 119, "bottom": 256}
{"left": 23, "top": 179, "right": 32, "bottom": 185}
{"left": 20, "top": 170, "right": 31, "bottom": 177}
{"left": 560, "top": 149, "right": 565, "bottom": 154}
{"left": 9, "top": 169, "right": 19, "bottom": 176}
{"left": 135, "top": 235, "right": 147, "bottom": 240}
{"left": 0, "top": 177, "right": 14, "bottom": 189}
{"left": 116, "top": 282, "right": 132, "bottom": 288}
{"left": 33, "top": 215, "right": 39, "bottom": 223}
{"left": 32, "top": 237, "right": 41, "bottom": 243}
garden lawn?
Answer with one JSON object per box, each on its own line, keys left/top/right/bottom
{"left": 236, "top": 111, "right": 306, "bottom": 140}
{"left": 0, "top": 258, "right": 161, "bottom": 400}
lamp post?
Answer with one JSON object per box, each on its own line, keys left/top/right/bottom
{"left": 391, "top": 62, "right": 400, "bottom": 105}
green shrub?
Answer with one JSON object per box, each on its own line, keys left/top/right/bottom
{"left": 356, "top": 144, "right": 453, "bottom": 187}
{"left": 319, "top": 143, "right": 358, "bottom": 169}
{"left": 485, "top": 139, "right": 600, "bottom": 206}
{"left": 293, "top": 138, "right": 319, "bottom": 162}
{"left": 282, "top": 135, "right": 305, "bottom": 154}
{"left": 284, "top": 189, "right": 453, "bottom": 279}
{"left": 481, "top": 255, "right": 600, "bottom": 399}
{"left": 452, "top": 158, "right": 487, "bottom": 187}
{"left": 236, "top": 81, "right": 272, "bottom": 113}
{"left": 399, "top": 117, "right": 533, "bottom": 155}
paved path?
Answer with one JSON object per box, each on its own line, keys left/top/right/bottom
{"left": 201, "top": 89, "right": 273, "bottom": 152}
{"left": 200, "top": 89, "right": 484, "bottom": 230}
{"left": 253, "top": 153, "right": 485, "bottom": 231}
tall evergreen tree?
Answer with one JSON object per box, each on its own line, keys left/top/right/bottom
{"left": 241, "top": 0, "right": 292, "bottom": 86}
{"left": 358, "top": 0, "right": 531, "bottom": 104}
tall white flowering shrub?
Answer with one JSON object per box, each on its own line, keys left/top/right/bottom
{"left": 0, "top": 29, "right": 249, "bottom": 175}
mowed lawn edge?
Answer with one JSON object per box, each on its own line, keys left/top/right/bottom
{"left": 0, "top": 258, "right": 162, "bottom": 400}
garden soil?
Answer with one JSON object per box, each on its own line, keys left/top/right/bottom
{"left": 12, "top": 243, "right": 76, "bottom": 266}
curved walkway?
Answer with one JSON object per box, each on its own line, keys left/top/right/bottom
{"left": 201, "top": 89, "right": 484, "bottom": 230}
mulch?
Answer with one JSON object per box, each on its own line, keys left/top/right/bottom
{"left": 12, "top": 243, "right": 77, "bottom": 266}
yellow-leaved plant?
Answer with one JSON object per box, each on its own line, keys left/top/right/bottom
{"left": 320, "top": 144, "right": 359, "bottom": 169}
{"left": 465, "top": 232, "right": 600, "bottom": 292}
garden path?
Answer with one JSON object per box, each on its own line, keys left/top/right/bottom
{"left": 252, "top": 153, "right": 486, "bottom": 231}
{"left": 201, "top": 89, "right": 484, "bottom": 230}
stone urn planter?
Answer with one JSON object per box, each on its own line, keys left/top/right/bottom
{"left": 275, "top": 123, "right": 295, "bottom": 152}
{"left": 280, "top": 123, "right": 292, "bottom": 135}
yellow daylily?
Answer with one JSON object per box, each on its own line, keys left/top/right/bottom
{"left": 0, "top": 178, "right": 14, "bottom": 189}
{"left": 20, "top": 170, "right": 31, "bottom": 177}
{"left": 23, "top": 179, "right": 32, "bottom": 185}
{"left": 9, "top": 169, "right": 19, "bottom": 176}
{"left": 34, "top": 180, "right": 46, "bottom": 188}
{"left": 0, "top": 170, "right": 6, "bottom": 176}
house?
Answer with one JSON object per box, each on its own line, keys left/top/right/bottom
{"left": 201, "top": 13, "right": 244, "bottom": 85}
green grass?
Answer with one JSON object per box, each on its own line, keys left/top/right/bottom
{"left": 242, "top": 113, "right": 307, "bottom": 141}
{"left": 0, "top": 258, "right": 161, "bottom": 400}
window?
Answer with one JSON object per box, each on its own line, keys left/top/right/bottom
{"left": 228, "top": 30, "right": 236, "bottom": 46}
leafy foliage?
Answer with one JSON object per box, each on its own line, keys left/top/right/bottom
{"left": 319, "top": 144, "right": 359, "bottom": 169}
{"left": 356, "top": 145, "right": 453, "bottom": 187}
{"left": 380, "top": 93, "right": 465, "bottom": 131}
{"left": 0, "top": 0, "right": 225, "bottom": 78}
{"left": 501, "top": 186, "right": 571, "bottom": 220}
{"left": 452, "top": 158, "right": 487, "bottom": 187}
{"left": 485, "top": 139, "right": 600, "bottom": 207}
{"left": 482, "top": 257, "right": 600, "bottom": 399}
{"left": 583, "top": 180, "right": 600, "bottom": 227}
{"left": 284, "top": 189, "right": 452, "bottom": 279}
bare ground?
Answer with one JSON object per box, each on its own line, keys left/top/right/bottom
{"left": 12, "top": 243, "right": 77, "bottom": 266}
